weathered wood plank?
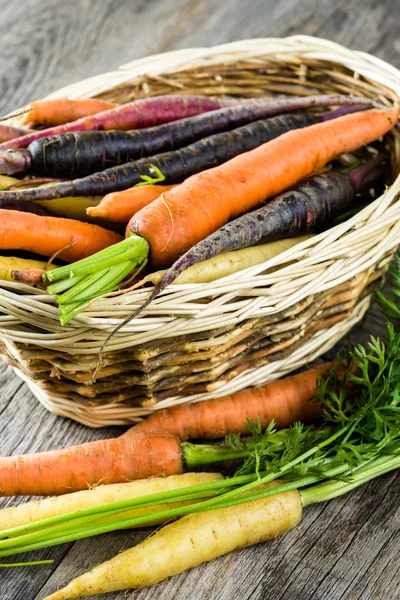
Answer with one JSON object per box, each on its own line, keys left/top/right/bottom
{"left": 0, "top": 0, "right": 399, "bottom": 598}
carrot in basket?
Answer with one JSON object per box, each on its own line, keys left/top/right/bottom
{"left": 0, "top": 123, "right": 31, "bottom": 143}
{"left": 0, "top": 109, "right": 348, "bottom": 200}
{"left": 127, "top": 106, "right": 398, "bottom": 269}
{"left": 38, "top": 105, "right": 398, "bottom": 324}
{"left": 0, "top": 210, "right": 122, "bottom": 262}
{"left": 0, "top": 96, "right": 370, "bottom": 177}
{"left": 144, "top": 157, "right": 385, "bottom": 302}
{"left": 0, "top": 95, "right": 240, "bottom": 149}
{"left": 13, "top": 97, "right": 118, "bottom": 127}
{"left": 0, "top": 364, "right": 327, "bottom": 496}
{"left": 87, "top": 184, "right": 178, "bottom": 221}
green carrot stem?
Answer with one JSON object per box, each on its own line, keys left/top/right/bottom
{"left": 43, "top": 236, "right": 149, "bottom": 282}
{"left": 301, "top": 446, "right": 400, "bottom": 506}
{"left": 58, "top": 260, "right": 135, "bottom": 305}
{"left": 0, "top": 560, "right": 53, "bottom": 567}
{"left": 58, "top": 269, "right": 108, "bottom": 304}
{"left": 46, "top": 274, "right": 84, "bottom": 295}
{"left": 183, "top": 443, "right": 249, "bottom": 466}
{"left": 58, "top": 260, "right": 142, "bottom": 325}
{"left": 182, "top": 425, "right": 351, "bottom": 511}
{"left": 42, "top": 238, "right": 135, "bottom": 282}
{"left": 182, "top": 428, "right": 299, "bottom": 466}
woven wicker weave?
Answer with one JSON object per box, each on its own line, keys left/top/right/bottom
{"left": 1, "top": 35, "right": 399, "bottom": 427}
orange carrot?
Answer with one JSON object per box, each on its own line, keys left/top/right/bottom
{"left": 0, "top": 432, "right": 182, "bottom": 496}
{"left": 0, "top": 210, "right": 122, "bottom": 262}
{"left": 0, "top": 364, "right": 329, "bottom": 497}
{"left": 128, "top": 106, "right": 399, "bottom": 268}
{"left": 87, "top": 184, "right": 178, "bottom": 222}
{"left": 16, "top": 98, "right": 118, "bottom": 127}
{"left": 127, "top": 363, "right": 328, "bottom": 441}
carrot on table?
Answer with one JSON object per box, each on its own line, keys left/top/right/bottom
{"left": 43, "top": 488, "right": 301, "bottom": 599}
{"left": 0, "top": 432, "right": 183, "bottom": 496}
{"left": 129, "top": 363, "right": 328, "bottom": 440}
{"left": 13, "top": 97, "right": 118, "bottom": 128}
{"left": 0, "top": 364, "right": 328, "bottom": 496}
{"left": 0, "top": 210, "right": 122, "bottom": 262}
{"left": 87, "top": 184, "right": 178, "bottom": 222}
{"left": 0, "top": 472, "right": 222, "bottom": 530}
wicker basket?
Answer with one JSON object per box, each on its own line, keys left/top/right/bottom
{"left": 1, "top": 35, "right": 399, "bottom": 427}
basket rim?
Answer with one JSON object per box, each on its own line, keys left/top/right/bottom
{"left": 41, "top": 35, "right": 400, "bottom": 100}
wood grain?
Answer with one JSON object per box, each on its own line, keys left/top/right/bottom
{"left": 0, "top": 0, "right": 399, "bottom": 598}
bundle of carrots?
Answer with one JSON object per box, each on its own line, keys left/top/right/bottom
{"left": 0, "top": 92, "right": 396, "bottom": 299}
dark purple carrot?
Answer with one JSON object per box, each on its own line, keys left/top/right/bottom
{"left": 0, "top": 96, "right": 371, "bottom": 178}
{"left": 131, "top": 156, "right": 385, "bottom": 311}
{"left": 0, "top": 124, "right": 31, "bottom": 144}
{"left": 0, "top": 95, "right": 245, "bottom": 150}
{"left": 0, "top": 198, "right": 51, "bottom": 216}
{"left": 0, "top": 106, "right": 363, "bottom": 203}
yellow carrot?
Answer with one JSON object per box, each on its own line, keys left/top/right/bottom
{"left": 0, "top": 257, "right": 57, "bottom": 282}
{"left": 0, "top": 175, "right": 19, "bottom": 190}
{"left": 0, "top": 473, "right": 222, "bottom": 531}
{"left": 34, "top": 197, "right": 103, "bottom": 222}
{"left": 140, "top": 235, "right": 313, "bottom": 287}
{"left": 44, "top": 488, "right": 301, "bottom": 599}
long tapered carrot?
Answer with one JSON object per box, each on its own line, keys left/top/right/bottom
{"left": 87, "top": 184, "right": 178, "bottom": 222}
{"left": 0, "top": 96, "right": 239, "bottom": 149}
{"left": 0, "top": 364, "right": 328, "bottom": 497}
{"left": 14, "top": 98, "right": 118, "bottom": 127}
{"left": 149, "top": 158, "right": 384, "bottom": 298}
{"left": 0, "top": 97, "right": 370, "bottom": 177}
{"left": 0, "top": 112, "right": 321, "bottom": 197}
{"left": 0, "top": 432, "right": 182, "bottom": 496}
{"left": 128, "top": 106, "right": 399, "bottom": 268}
{"left": 0, "top": 210, "right": 122, "bottom": 262}
{"left": 127, "top": 363, "right": 328, "bottom": 441}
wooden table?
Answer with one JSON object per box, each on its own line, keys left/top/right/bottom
{"left": 1, "top": 1, "right": 399, "bottom": 598}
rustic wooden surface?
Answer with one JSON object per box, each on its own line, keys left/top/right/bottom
{"left": 1, "top": 0, "right": 400, "bottom": 598}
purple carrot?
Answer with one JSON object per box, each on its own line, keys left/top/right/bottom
{"left": 0, "top": 198, "right": 51, "bottom": 216}
{"left": 0, "top": 95, "right": 245, "bottom": 150}
{"left": 0, "top": 105, "right": 370, "bottom": 202}
{"left": 0, "top": 95, "right": 371, "bottom": 178}
{"left": 0, "top": 124, "right": 31, "bottom": 144}
{"left": 132, "top": 156, "right": 385, "bottom": 314}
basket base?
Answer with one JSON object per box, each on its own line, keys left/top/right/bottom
{"left": 13, "top": 295, "right": 371, "bottom": 428}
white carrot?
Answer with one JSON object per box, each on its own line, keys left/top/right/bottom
{"left": 137, "top": 235, "right": 313, "bottom": 288}
{"left": 0, "top": 472, "right": 222, "bottom": 531}
{"left": 43, "top": 489, "right": 302, "bottom": 599}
